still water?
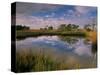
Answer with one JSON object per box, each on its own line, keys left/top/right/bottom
{"left": 16, "top": 36, "right": 97, "bottom": 69}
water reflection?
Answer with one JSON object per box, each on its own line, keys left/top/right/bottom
{"left": 16, "top": 36, "right": 97, "bottom": 55}
{"left": 16, "top": 35, "right": 97, "bottom": 68}
{"left": 59, "top": 36, "right": 79, "bottom": 45}
{"left": 84, "top": 38, "right": 97, "bottom": 54}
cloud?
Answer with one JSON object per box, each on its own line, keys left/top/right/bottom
{"left": 15, "top": 2, "right": 97, "bottom": 29}
{"left": 16, "top": 14, "right": 58, "bottom": 29}
{"left": 16, "top": 2, "right": 61, "bottom": 15}
{"left": 75, "top": 6, "right": 89, "bottom": 14}
{"left": 74, "top": 6, "right": 97, "bottom": 16}
{"left": 74, "top": 45, "right": 92, "bottom": 56}
{"left": 44, "top": 12, "right": 55, "bottom": 18}
{"left": 16, "top": 13, "right": 93, "bottom": 29}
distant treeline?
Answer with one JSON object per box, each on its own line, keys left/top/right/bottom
{"left": 16, "top": 24, "right": 96, "bottom": 38}
{"left": 39, "top": 24, "right": 79, "bottom": 31}
{"left": 13, "top": 23, "right": 96, "bottom": 31}
{"left": 12, "top": 25, "right": 30, "bottom": 30}
{"left": 40, "top": 23, "right": 96, "bottom": 32}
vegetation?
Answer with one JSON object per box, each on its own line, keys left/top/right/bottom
{"left": 16, "top": 49, "right": 69, "bottom": 72}
{"left": 16, "top": 23, "right": 97, "bottom": 72}
{"left": 58, "top": 24, "right": 79, "bottom": 31}
{"left": 16, "top": 24, "right": 88, "bottom": 38}
{"left": 16, "top": 30, "right": 86, "bottom": 39}
{"left": 12, "top": 25, "right": 30, "bottom": 30}
{"left": 16, "top": 24, "right": 97, "bottom": 54}
{"left": 16, "top": 44, "right": 97, "bottom": 73}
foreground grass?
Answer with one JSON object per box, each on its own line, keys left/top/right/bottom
{"left": 16, "top": 49, "right": 70, "bottom": 72}
{"left": 16, "top": 47, "right": 97, "bottom": 72}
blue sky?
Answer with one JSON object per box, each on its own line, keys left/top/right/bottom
{"left": 16, "top": 2, "right": 97, "bottom": 29}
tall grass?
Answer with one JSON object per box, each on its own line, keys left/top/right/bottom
{"left": 16, "top": 47, "right": 97, "bottom": 72}
{"left": 85, "top": 31, "right": 97, "bottom": 54}
{"left": 16, "top": 48, "right": 81, "bottom": 72}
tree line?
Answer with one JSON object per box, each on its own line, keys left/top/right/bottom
{"left": 40, "top": 23, "right": 96, "bottom": 31}
{"left": 12, "top": 25, "right": 30, "bottom": 30}
{"left": 14, "top": 23, "right": 96, "bottom": 31}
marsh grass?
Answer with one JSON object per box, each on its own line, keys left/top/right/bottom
{"left": 16, "top": 30, "right": 86, "bottom": 39}
{"left": 85, "top": 31, "right": 97, "bottom": 54}
{"left": 16, "top": 48, "right": 82, "bottom": 72}
{"left": 16, "top": 47, "right": 97, "bottom": 72}
{"left": 16, "top": 45, "right": 96, "bottom": 72}
{"left": 16, "top": 31, "right": 97, "bottom": 72}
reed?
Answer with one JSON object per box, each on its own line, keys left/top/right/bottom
{"left": 16, "top": 48, "right": 80, "bottom": 72}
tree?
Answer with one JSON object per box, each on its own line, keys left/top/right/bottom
{"left": 66, "top": 24, "right": 72, "bottom": 31}
{"left": 72, "top": 24, "right": 79, "bottom": 30}
{"left": 91, "top": 18, "right": 97, "bottom": 31}
{"left": 58, "top": 24, "right": 79, "bottom": 31}
{"left": 48, "top": 26, "right": 53, "bottom": 30}
{"left": 58, "top": 24, "right": 67, "bottom": 31}
{"left": 16, "top": 25, "right": 30, "bottom": 30}
{"left": 44, "top": 27, "right": 47, "bottom": 30}
{"left": 84, "top": 24, "right": 92, "bottom": 31}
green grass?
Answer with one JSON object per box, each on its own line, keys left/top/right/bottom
{"left": 16, "top": 30, "right": 86, "bottom": 39}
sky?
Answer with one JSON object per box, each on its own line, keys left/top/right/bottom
{"left": 15, "top": 2, "right": 97, "bottom": 29}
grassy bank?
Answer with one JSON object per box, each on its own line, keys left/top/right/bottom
{"left": 16, "top": 30, "right": 86, "bottom": 39}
